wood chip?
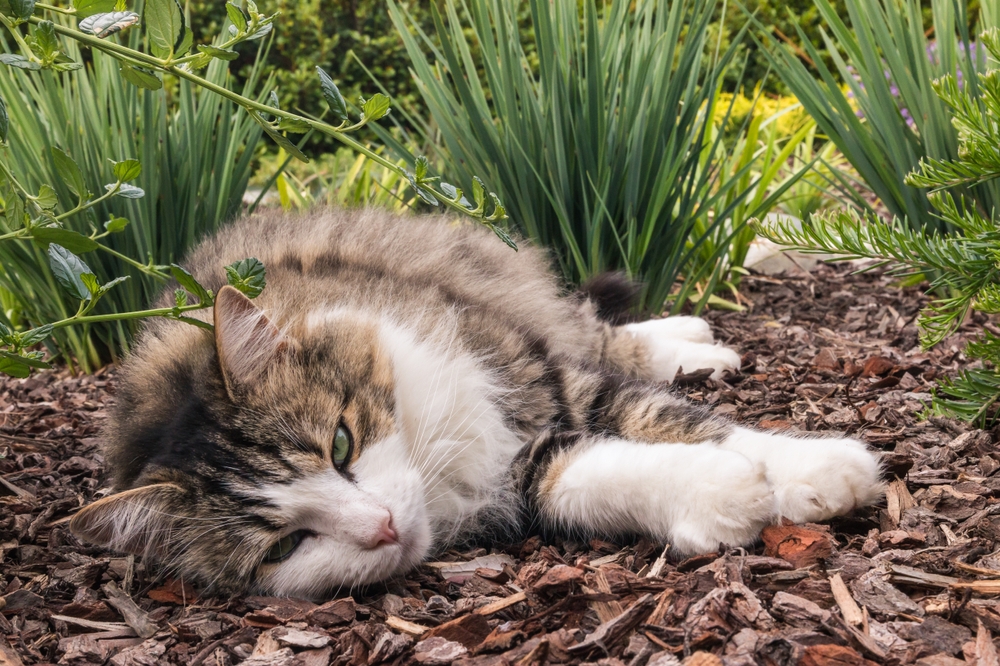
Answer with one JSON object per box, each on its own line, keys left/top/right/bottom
{"left": 102, "top": 581, "right": 158, "bottom": 638}
{"left": 830, "top": 573, "right": 864, "bottom": 626}
{"left": 385, "top": 616, "right": 430, "bottom": 636}
{"left": 474, "top": 590, "right": 527, "bottom": 616}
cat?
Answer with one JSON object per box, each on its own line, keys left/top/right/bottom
{"left": 70, "top": 208, "right": 883, "bottom": 599}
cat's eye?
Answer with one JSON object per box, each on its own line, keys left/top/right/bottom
{"left": 263, "top": 530, "right": 305, "bottom": 564}
{"left": 333, "top": 423, "right": 353, "bottom": 469}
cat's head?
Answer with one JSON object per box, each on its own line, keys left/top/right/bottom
{"left": 69, "top": 286, "right": 435, "bottom": 598}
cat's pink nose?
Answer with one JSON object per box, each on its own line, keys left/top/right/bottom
{"left": 369, "top": 514, "right": 397, "bottom": 548}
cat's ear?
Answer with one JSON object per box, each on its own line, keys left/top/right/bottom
{"left": 69, "top": 483, "right": 185, "bottom": 557}
{"left": 213, "top": 285, "right": 287, "bottom": 387}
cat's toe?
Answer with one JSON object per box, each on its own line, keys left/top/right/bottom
{"left": 773, "top": 440, "right": 884, "bottom": 523}
{"left": 625, "top": 316, "right": 715, "bottom": 344}
{"left": 669, "top": 454, "right": 776, "bottom": 554}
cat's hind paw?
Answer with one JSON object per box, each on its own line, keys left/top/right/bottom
{"left": 625, "top": 317, "right": 741, "bottom": 382}
{"left": 625, "top": 316, "right": 715, "bottom": 344}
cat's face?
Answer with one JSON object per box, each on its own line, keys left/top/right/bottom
{"left": 69, "top": 287, "right": 433, "bottom": 598}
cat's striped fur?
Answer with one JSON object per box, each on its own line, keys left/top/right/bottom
{"left": 70, "top": 208, "right": 882, "bottom": 598}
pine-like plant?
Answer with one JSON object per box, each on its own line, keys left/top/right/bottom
{"left": 760, "top": 27, "right": 1000, "bottom": 425}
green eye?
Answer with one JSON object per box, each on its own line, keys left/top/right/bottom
{"left": 263, "top": 530, "right": 305, "bottom": 564}
{"left": 333, "top": 423, "right": 353, "bottom": 469}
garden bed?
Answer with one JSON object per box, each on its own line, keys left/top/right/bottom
{"left": 1, "top": 263, "right": 998, "bottom": 666}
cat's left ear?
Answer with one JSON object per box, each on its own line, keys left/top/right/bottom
{"left": 213, "top": 285, "right": 288, "bottom": 387}
{"left": 69, "top": 483, "right": 186, "bottom": 558}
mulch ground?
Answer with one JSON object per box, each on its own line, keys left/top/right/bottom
{"left": 2, "top": 262, "right": 1000, "bottom": 666}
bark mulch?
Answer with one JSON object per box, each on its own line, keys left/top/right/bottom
{"left": 3, "top": 263, "right": 1000, "bottom": 666}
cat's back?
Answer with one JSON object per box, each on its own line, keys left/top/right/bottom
{"left": 180, "top": 208, "right": 595, "bottom": 355}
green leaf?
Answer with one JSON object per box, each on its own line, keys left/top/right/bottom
{"left": 19, "top": 324, "right": 51, "bottom": 346}
{"left": 489, "top": 224, "right": 517, "bottom": 251}
{"left": 51, "top": 61, "right": 83, "bottom": 72}
{"left": 107, "top": 183, "right": 144, "bottom": 198}
{"left": 174, "top": 288, "right": 187, "bottom": 307}
{"left": 472, "top": 176, "right": 486, "bottom": 208}
{"left": 405, "top": 172, "right": 438, "bottom": 206}
{"left": 0, "top": 355, "right": 32, "bottom": 378}
{"left": 78, "top": 11, "right": 140, "bottom": 37}
{"left": 276, "top": 117, "right": 311, "bottom": 133}
{"left": 1, "top": 178, "right": 24, "bottom": 229}
{"left": 0, "top": 321, "right": 11, "bottom": 344}
{"left": 440, "top": 182, "right": 471, "bottom": 208}
{"left": 414, "top": 155, "right": 429, "bottom": 182}
{"left": 225, "top": 2, "right": 247, "bottom": 33}
{"left": 80, "top": 272, "right": 100, "bottom": 297}
{"left": 224, "top": 257, "right": 266, "bottom": 298}
{"left": 9, "top": 0, "right": 35, "bottom": 21}
{"left": 0, "top": 93, "right": 7, "bottom": 144}
{"left": 73, "top": 0, "right": 116, "bottom": 18}
{"left": 0, "top": 54, "right": 40, "bottom": 70}
{"left": 50, "top": 147, "right": 89, "bottom": 200}
{"left": 144, "top": 0, "right": 184, "bottom": 57}
{"left": 119, "top": 63, "right": 162, "bottom": 90}
{"left": 33, "top": 20, "right": 58, "bottom": 59}
{"left": 259, "top": 121, "right": 309, "bottom": 163}
{"left": 97, "top": 275, "right": 129, "bottom": 297}
{"left": 316, "top": 67, "right": 348, "bottom": 123}
{"left": 48, "top": 244, "right": 94, "bottom": 301}
{"left": 170, "top": 264, "right": 212, "bottom": 304}
{"left": 112, "top": 158, "right": 141, "bottom": 182}
{"left": 104, "top": 216, "right": 129, "bottom": 233}
{"left": 31, "top": 227, "right": 99, "bottom": 253}
{"left": 361, "top": 93, "right": 391, "bottom": 122}
{"left": 198, "top": 44, "right": 239, "bottom": 61}
{"left": 35, "top": 184, "right": 57, "bottom": 210}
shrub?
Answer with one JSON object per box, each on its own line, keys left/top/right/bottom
{"left": 757, "top": 0, "right": 1000, "bottom": 233}
{"left": 760, "top": 27, "right": 1000, "bottom": 425}
{"left": 386, "top": 0, "right": 812, "bottom": 313}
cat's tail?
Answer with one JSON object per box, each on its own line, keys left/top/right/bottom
{"left": 578, "top": 272, "right": 641, "bottom": 326}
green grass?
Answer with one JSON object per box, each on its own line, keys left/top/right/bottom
{"left": 384, "top": 0, "right": 810, "bottom": 313}
{"left": 754, "top": 0, "right": 1000, "bottom": 232}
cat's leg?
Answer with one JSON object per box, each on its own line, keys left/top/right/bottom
{"left": 719, "top": 427, "right": 885, "bottom": 524}
{"left": 528, "top": 433, "right": 777, "bottom": 553}
{"left": 560, "top": 367, "right": 884, "bottom": 537}
{"left": 599, "top": 318, "right": 741, "bottom": 382}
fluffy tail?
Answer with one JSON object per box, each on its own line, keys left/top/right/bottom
{"left": 578, "top": 272, "right": 641, "bottom": 326}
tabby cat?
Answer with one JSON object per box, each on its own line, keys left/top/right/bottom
{"left": 70, "top": 209, "right": 882, "bottom": 599}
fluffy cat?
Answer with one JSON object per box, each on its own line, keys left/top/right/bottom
{"left": 70, "top": 208, "right": 883, "bottom": 599}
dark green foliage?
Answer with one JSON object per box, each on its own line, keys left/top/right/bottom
{"left": 188, "top": 0, "right": 435, "bottom": 153}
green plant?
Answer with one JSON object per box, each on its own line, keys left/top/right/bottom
{"left": 0, "top": 0, "right": 509, "bottom": 375}
{"left": 759, "top": 27, "right": 1000, "bottom": 424}
{"left": 386, "top": 0, "right": 809, "bottom": 313}
{"left": 252, "top": 146, "right": 418, "bottom": 211}
{"left": 755, "top": 0, "right": 1000, "bottom": 233}
{"left": 0, "top": 26, "right": 269, "bottom": 370}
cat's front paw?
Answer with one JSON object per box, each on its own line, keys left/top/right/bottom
{"left": 624, "top": 318, "right": 741, "bottom": 382}
{"left": 668, "top": 450, "right": 776, "bottom": 554}
{"left": 722, "top": 428, "right": 884, "bottom": 524}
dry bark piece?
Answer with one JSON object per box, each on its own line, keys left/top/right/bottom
{"left": 270, "top": 627, "right": 330, "bottom": 649}
{"left": 425, "top": 614, "right": 491, "bottom": 650}
{"left": 385, "top": 616, "right": 429, "bottom": 636}
{"left": 102, "top": 581, "right": 158, "bottom": 639}
{"left": 531, "top": 564, "right": 584, "bottom": 591}
{"left": 799, "top": 643, "right": 876, "bottom": 666}
{"left": 413, "top": 637, "right": 468, "bottom": 665}
{"left": 0, "top": 639, "right": 23, "bottom": 666}
{"left": 829, "top": 573, "right": 865, "bottom": 626}
{"left": 761, "top": 524, "right": 834, "bottom": 568}
{"left": 568, "top": 593, "right": 656, "bottom": 655}
{"left": 681, "top": 651, "right": 722, "bottom": 666}
{"left": 771, "top": 592, "right": 831, "bottom": 627}
{"left": 304, "top": 598, "right": 355, "bottom": 626}
{"left": 237, "top": 647, "right": 296, "bottom": 666}
{"left": 368, "top": 632, "right": 413, "bottom": 665}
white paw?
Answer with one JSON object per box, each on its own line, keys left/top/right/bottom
{"left": 625, "top": 316, "right": 714, "bottom": 344}
{"left": 722, "top": 428, "right": 884, "bottom": 524}
{"left": 667, "top": 449, "right": 777, "bottom": 554}
{"left": 625, "top": 318, "right": 740, "bottom": 382}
